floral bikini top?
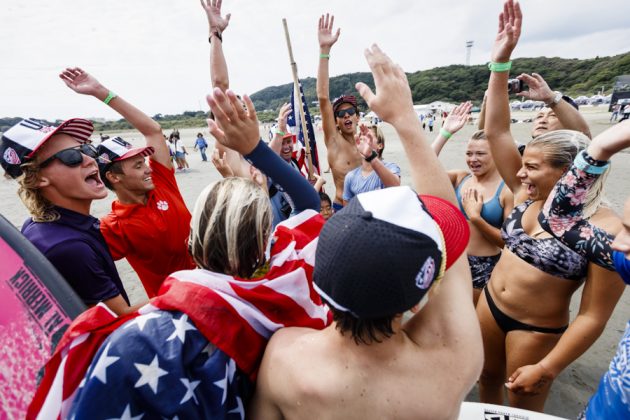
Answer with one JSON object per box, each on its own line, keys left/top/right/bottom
{"left": 501, "top": 200, "right": 589, "bottom": 281}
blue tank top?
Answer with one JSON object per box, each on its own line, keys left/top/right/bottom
{"left": 455, "top": 174, "right": 505, "bottom": 228}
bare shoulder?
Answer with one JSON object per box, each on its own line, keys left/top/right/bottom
{"left": 590, "top": 206, "right": 622, "bottom": 235}
{"left": 264, "top": 326, "right": 319, "bottom": 365}
{"left": 449, "top": 170, "right": 469, "bottom": 187}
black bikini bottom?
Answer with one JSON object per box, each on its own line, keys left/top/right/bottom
{"left": 484, "top": 287, "right": 568, "bottom": 334}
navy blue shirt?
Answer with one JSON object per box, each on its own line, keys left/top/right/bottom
{"left": 21, "top": 206, "right": 129, "bottom": 306}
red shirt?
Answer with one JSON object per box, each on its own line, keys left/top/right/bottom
{"left": 100, "top": 160, "right": 195, "bottom": 297}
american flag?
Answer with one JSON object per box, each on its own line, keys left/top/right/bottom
{"left": 28, "top": 210, "right": 331, "bottom": 419}
{"left": 287, "top": 82, "right": 320, "bottom": 178}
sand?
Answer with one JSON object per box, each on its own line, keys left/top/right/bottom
{"left": 1, "top": 106, "right": 627, "bottom": 418}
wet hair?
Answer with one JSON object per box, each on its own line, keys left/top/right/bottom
{"left": 101, "top": 161, "right": 125, "bottom": 191}
{"left": 528, "top": 129, "right": 608, "bottom": 217}
{"left": 17, "top": 161, "right": 59, "bottom": 222}
{"left": 189, "top": 177, "right": 272, "bottom": 278}
{"left": 329, "top": 306, "right": 395, "bottom": 345}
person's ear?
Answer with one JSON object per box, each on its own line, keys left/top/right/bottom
{"left": 106, "top": 170, "right": 122, "bottom": 186}
{"left": 36, "top": 174, "right": 50, "bottom": 188}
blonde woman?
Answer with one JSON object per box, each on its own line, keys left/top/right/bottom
{"left": 478, "top": 1, "right": 625, "bottom": 412}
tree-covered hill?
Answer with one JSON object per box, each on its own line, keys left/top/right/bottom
{"left": 251, "top": 52, "right": 630, "bottom": 114}
{"left": 2, "top": 52, "right": 628, "bottom": 131}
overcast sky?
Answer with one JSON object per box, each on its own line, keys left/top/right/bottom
{"left": 1, "top": 0, "right": 629, "bottom": 120}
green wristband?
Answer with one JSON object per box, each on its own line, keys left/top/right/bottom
{"left": 103, "top": 91, "right": 117, "bottom": 105}
{"left": 275, "top": 129, "right": 286, "bottom": 136}
{"left": 487, "top": 61, "right": 512, "bottom": 72}
{"left": 440, "top": 128, "right": 453, "bottom": 140}
{"left": 320, "top": 53, "right": 330, "bottom": 59}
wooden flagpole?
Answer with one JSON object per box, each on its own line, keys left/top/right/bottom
{"left": 282, "top": 18, "right": 314, "bottom": 180}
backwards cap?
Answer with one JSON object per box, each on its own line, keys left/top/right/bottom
{"left": 332, "top": 95, "right": 358, "bottom": 115}
{"left": 313, "top": 186, "right": 469, "bottom": 319}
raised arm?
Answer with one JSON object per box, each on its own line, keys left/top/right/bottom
{"left": 206, "top": 88, "right": 319, "bottom": 212}
{"left": 477, "top": 92, "right": 488, "bottom": 130}
{"left": 59, "top": 67, "right": 170, "bottom": 168}
{"left": 269, "top": 103, "right": 292, "bottom": 155}
{"left": 431, "top": 101, "right": 472, "bottom": 156}
{"left": 355, "top": 46, "right": 481, "bottom": 373}
{"left": 516, "top": 73, "right": 591, "bottom": 138}
{"left": 200, "top": 0, "right": 231, "bottom": 91}
{"left": 356, "top": 46, "right": 455, "bottom": 205}
{"left": 316, "top": 13, "right": 341, "bottom": 143}
{"left": 539, "top": 120, "right": 630, "bottom": 269}
{"left": 484, "top": 0, "right": 524, "bottom": 196}
{"left": 355, "top": 125, "right": 400, "bottom": 188}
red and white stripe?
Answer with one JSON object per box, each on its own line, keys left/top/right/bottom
{"left": 27, "top": 210, "right": 330, "bottom": 419}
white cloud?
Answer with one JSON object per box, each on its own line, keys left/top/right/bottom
{"left": 0, "top": 0, "right": 627, "bottom": 120}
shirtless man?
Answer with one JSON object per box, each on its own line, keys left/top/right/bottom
{"left": 317, "top": 13, "right": 362, "bottom": 211}
{"left": 251, "top": 45, "right": 483, "bottom": 420}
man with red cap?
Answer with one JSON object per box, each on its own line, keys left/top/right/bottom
{"left": 0, "top": 118, "right": 139, "bottom": 315}
{"left": 251, "top": 45, "right": 483, "bottom": 419}
{"left": 60, "top": 67, "right": 195, "bottom": 298}
{"left": 316, "top": 14, "right": 363, "bottom": 211}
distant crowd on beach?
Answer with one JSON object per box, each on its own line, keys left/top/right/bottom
{"left": 2, "top": 0, "right": 630, "bottom": 419}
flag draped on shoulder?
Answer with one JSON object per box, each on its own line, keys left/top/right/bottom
{"left": 287, "top": 82, "right": 320, "bottom": 178}
{"left": 27, "top": 210, "right": 331, "bottom": 419}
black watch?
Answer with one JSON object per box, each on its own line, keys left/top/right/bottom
{"left": 364, "top": 150, "right": 378, "bottom": 162}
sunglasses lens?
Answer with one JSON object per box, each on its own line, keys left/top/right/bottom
{"left": 336, "top": 108, "right": 356, "bottom": 118}
{"left": 80, "top": 144, "right": 98, "bottom": 158}
{"left": 56, "top": 149, "right": 84, "bottom": 167}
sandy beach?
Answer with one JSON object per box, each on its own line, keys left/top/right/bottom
{"left": 1, "top": 106, "right": 628, "bottom": 418}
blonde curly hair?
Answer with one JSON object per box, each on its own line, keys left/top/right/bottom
{"left": 17, "top": 161, "right": 59, "bottom": 222}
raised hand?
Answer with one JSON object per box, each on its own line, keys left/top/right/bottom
{"left": 200, "top": 0, "right": 231, "bottom": 32}
{"left": 461, "top": 188, "right": 484, "bottom": 220}
{"left": 355, "top": 45, "right": 415, "bottom": 126}
{"left": 355, "top": 124, "right": 376, "bottom": 158}
{"left": 491, "top": 0, "right": 522, "bottom": 63}
{"left": 515, "top": 73, "right": 555, "bottom": 103}
{"left": 59, "top": 67, "right": 105, "bottom": 97}
{"left": 206, "top": 88, "right": 260, "bottom": 155}
{"left": 318, "top": 13, "right": 340, "bottom": 50}
{"left": 211, "top": 148, "right": 234, "bottom": 178}
{"left": 443, "top": 102, "right": 473, "bottom": 135}
{"left": 249, "top": 165, "right": 267, "bottom": 191}
{"left": 277, "top": 103, "right": 292, "bottom": 134}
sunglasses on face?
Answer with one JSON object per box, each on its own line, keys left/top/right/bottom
{"left": 335, "top": 108, "right": 357, "bottom": 118}
{"left": 39, "top": 144, "right": 99, "bottom": 168}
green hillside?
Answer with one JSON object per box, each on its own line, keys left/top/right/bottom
{"left": 2, "top": 52, "right": 628, "bottom": 131}
{"left": 251, "top": 52, "right": 630, "bottom": 115}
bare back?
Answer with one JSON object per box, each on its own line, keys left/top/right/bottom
{"left": 252, "top": 325, "right": 472, "bottom": 420}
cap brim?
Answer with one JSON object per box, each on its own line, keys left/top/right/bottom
{"left": 116, "top": 146, "right": 155, "bottom": 161}
{"left": 26, "top": 118, "right": 94, "bottom": 159}
{"left": 419, "top": 195, "right": 470, "bottom": 269}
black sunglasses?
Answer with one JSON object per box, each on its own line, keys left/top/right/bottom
{"left": 39, "top": 144, "right": 99, "bottom": 168}
{"left": 335, "top": 108, "right": 357, "bottom": 118}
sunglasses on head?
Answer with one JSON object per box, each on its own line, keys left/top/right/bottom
{"left": 39, "top": 144, "right": 99, "bottom": 168}
{"left": 335, "top": 108, "right": 357, "bottom": 118}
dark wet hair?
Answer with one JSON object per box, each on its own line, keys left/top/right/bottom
{"left": 329, "top": 306, "right": 395, "bottom": 345}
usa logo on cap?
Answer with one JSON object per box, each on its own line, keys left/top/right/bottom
{"left": 3, "top": 147, "right": 20, "bottom": 165}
